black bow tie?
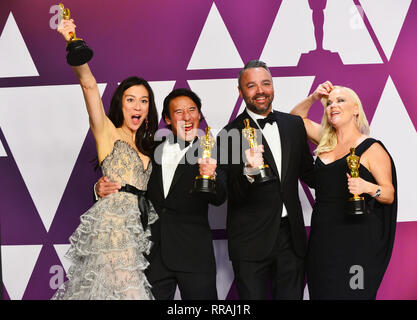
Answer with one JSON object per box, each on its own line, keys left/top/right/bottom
{"left": 257, "top": 112, "right": 276, "bottom": 129}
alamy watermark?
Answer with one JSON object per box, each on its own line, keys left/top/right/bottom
{"left": 49, "top": 265, "right": 65, "bottom": 290}
{"left": 153, "top": 126, "right": 265, "bottom": 166}
{"left": 49, "top": 5, "right": 63, "bottom": 30}
{"left": 349, "top": 265, "right": 364, "bottom": 290}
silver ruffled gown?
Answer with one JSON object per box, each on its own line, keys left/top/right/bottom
{"left": 52, "top": 140, "right": 158, "bottom": 300}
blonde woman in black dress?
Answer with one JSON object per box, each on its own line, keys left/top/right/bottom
{"left": 291, "top": 81, "right": 397, "bottom": 299}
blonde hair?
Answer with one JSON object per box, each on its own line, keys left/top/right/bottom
{"left": 315, "top": 86, "right": 370, "bottom": 156}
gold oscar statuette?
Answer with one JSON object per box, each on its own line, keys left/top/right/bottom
{"left": 346, "top": 147, "right": 366, "bottom": 215}
{"left": 242, "top": 118, "right": 276, "bottom": 184}
{"left": 193, "top": 126, "right": 216, "bottom": 194}
{"left": 58, "top": 3, "right": 93, "bottom": 66}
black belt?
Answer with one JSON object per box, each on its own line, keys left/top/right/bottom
{"left": 119, "top": 184, "right": 149, "bottom": 231}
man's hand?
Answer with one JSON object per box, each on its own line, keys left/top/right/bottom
{"left": 198, "top": 157, "right": 217, "bottom": 177}
{"left": 95, "top": 176, "right": 121, "bottom": 198}
{"left": 245, "top": 145, "right": 265, "bottom": 169}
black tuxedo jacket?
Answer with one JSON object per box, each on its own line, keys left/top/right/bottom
{"left": 219, "top": 110, "right": 314, "bottom": 261}
{"left": 146, "top": 138, "right": 227, "bottom": 274}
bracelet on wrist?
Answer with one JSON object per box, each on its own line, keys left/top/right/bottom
{"left": 372, "top": 187, "right": 381, "bottom": 198}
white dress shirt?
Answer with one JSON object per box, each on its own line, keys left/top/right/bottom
{"left": 246, "top": 108, "right": 288, "bottom": 217}
{"left": 161, "top": 139, "right": 192, "bottom": 198}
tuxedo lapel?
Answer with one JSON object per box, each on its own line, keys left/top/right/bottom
{"left": 166, "top": 140, "right": 198, "bottom": 197}
{"left": 260, "top": 136, "right": 280, "bottom": 179}
{"left": 167, "top": 162, "right": 186, "bottom": 196}
{"left": 274, "top": 111, "right": 291, "bottom": 184}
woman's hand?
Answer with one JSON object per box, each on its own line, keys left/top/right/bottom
{"left": 57, "top": 18, "right": 76, "bottom": 42}
{"left": 346, "top": 173, "right": 372, "bottom": 196}
{"left": 311, "top": 81, "right": 333, "bottom": 102}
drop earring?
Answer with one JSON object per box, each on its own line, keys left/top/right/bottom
{"left": 142, "top": 116, "right": 152, "bottom": 142}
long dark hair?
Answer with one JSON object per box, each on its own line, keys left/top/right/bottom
{"left": 108, "top": 76, "right": 158, "bottom": 157}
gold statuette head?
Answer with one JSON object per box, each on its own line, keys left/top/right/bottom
{"left": 242, "top": 118, "right": 257, "bottom": 149}
{"left": 58, "top": 3, "right": 70, "bottom": 20}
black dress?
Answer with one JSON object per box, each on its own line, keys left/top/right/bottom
{"left": 306, "top": 138, "right": 397, "bottom": 299}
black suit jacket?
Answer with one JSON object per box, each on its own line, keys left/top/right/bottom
{"left": 146, "top": 138, "right": 227, "bottom": 274}
{"left": 219, "top": 110, "right": 314, "bottom": 262}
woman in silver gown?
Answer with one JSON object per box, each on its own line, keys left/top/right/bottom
{"left": 52, "top": 18, "right": 158, "bottom": 300}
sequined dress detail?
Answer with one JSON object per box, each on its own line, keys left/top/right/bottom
{"left": 52, "top": 140, "right": 158, "bottom": 300}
